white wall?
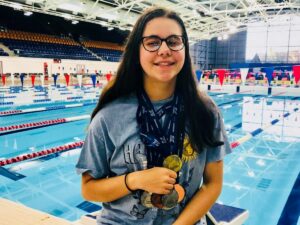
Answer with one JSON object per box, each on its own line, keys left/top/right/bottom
{"left": 199, "top": 83, "right": 300, "bottom": 96}
{"left": 0, "top": 56, "right": 119, "bottom": 74}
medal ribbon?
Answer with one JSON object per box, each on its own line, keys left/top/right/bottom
{"left": 136, "top": 88, "right": 185, "bottom": 168}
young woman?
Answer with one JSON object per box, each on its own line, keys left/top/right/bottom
{"left": 76, "top": 7, "right": 231, "bottom": 225}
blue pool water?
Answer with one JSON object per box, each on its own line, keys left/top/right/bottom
{"left": 0, "top": 91, "right": 299, "bottom": 224}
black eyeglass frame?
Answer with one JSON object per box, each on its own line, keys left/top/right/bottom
{"left": 140, "top": 35, "right": 185, "bottom": 52}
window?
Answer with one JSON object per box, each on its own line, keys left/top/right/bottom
{"left": 246, "top": 15, "right": 300, "bottom": 63}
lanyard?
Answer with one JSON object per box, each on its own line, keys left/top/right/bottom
{"left": 136, "top": 89, "right": 185, "bottom": 168}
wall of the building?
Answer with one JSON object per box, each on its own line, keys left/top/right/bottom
{"left": 190, "top": 39, "right": 216, "bottom": 71}
{"left": 0, "top": 56, "right": 118, "bottom": 74}
{"left": 215, "top": 31, "right": 247, "bottom": 68}
{"left": 191, "top": 30, "right": 247, "bottom": 70}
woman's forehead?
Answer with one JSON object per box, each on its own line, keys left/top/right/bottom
{"left": 142, "top": 17, "right": 182, "bottom": 37}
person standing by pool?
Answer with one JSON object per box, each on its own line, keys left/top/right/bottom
{"left": 76, "top": 7, "right": 231, "bottom": 225}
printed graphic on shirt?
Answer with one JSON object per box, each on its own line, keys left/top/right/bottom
{"left": 182, "top": 137, "right": 197, "bottom": 162}
{"left": 130, "top": 205, "right": 150, "bottom": 219}
{"left": 123, "top": 141, "right": 146, "bottom": 165}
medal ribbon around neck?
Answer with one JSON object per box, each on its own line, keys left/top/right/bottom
{"left": 136, "top": 88, "right": 185, "bottom": 168}
{"left": 137, "top": 88, "right": 186, "bottom": 210}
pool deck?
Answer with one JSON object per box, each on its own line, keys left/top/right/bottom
{"left": 0, "top": 198, "right": 79, "bottom": 225}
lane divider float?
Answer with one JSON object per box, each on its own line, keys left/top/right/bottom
{"left": 0, "top": 102, "right": 95, "bottom": 116}
{"left": 0, "top": 141, "right": 84, "bottom": 166}
{"left": 230, "top": 107, "right": 299, "bottom": 148}
{"left": 1, "top": 101, "right": 297, "bottom": 166}
{"left": 0, "top": 115, "right": 90, "bottom": 135}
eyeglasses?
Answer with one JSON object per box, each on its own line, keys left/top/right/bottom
{"left": 141, "top": 35, "right": 185, "bottom": 52}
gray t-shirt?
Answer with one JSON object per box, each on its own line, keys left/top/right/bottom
{"left": 76, "top": 94, "right": 232, "bottom": 225}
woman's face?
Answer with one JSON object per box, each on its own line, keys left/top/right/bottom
{"left": 139, "top": 17, "right": 185, "bottom": 86}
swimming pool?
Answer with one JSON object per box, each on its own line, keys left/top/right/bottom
{"left": 0, "top": 90, "right": 299, "bottom": 224}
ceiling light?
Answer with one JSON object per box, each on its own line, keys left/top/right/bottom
{"left": 59, "top": 3, "right": 83, "bottom": 14}
{"left": 62, "top": 14, "right": 72, "bottom": 20}
{"left": 223, "top": 34, "right": 229, "bottom": 40}
{"left": 24, "top": 11, "right": 33, "bottom": 16}
{"left": 229, "top": 26, "right": 237, "bottom": 33}
{"left": 13, "top": 3, "right": 23, "bottom": 10}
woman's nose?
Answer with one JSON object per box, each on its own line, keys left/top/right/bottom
{"left": 157, "top": 41, "right": 171, "bottom": 56}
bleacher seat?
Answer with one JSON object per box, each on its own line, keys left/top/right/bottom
{"left": 82, "top": 40, "right": 123, "bottom": 62}
{"left": 0, "top": 30, "right": 98, "bottom": 60}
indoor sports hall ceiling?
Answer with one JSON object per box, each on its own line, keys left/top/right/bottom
{"left": 1, "top": 0, "right": 300, "bottom": 43}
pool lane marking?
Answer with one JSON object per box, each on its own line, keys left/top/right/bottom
{"left": 0, "top": 115, "right": 90, "bottom": 136}
{"left": 276, "top": 172, "right": 300, "bottom": 225}
{"left": 0, "top": 94, "right": 254, "bottom": 135}
{"left": 271, "top": 91, "right": 286, "bottom": 96}
{"left": 1, "top": 96, "right": 298, "bottom": 166}
{"left": 0, "top": 141, "right": 84, "bottom": 166}
{"left": 1, "top": 107, "right": 298, "bottom": 167}
{"left": 0, "top": 102, "right": 96, "bottom": 116}
{"left": 230, "top": 107, "right": 299, "bottom": 149}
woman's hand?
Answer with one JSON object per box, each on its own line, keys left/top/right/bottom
{"left": 128, "top": 167, "right": 177, "bottom": 194}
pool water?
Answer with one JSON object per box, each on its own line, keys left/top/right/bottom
{"left": 0, "top": 91, "right": 299, "bottom": 224}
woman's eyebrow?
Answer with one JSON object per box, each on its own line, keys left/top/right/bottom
{"left": 143, "top": 34, "right": 181, "bottom": 38}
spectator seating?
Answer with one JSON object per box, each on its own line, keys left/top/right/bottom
{"left": 0, "top": 30, "right": 98, "bottom": 60}
{"left": 82, "top": 40, "right": 123, "bottom": 62}
{"left": 0, "top": 48, "right": 8, "bottom": 56}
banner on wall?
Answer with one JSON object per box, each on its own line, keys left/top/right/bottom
{"left": 11, "top": 74, "right": 14, "bottom": 86}
{"left": 40, "top": 74, "right": 44, "bottom": 87}
{"left": 20, "top": 73, "right": 25, "bottom": 87}
{"left": 292, "top": 65, "right": 300, "bottom": 84}
{"left": 195, "top": 70, "right": 202, "bottom": 83}
{"left": 105, "top": 72, "right": 112, "bottom": 82}
{"left": 216, "top": 69, "right": 226, "bottom": 86}
{"left": 31, "top": 74, "right": 36, "bottom": 87}
{"left": 91, "top": 74, "right": 97, "bottom": 88}
{"left": 53, "top": 74, "right": 58, "bottom": 86}
{"left": 240, "top": 68, "right": 249, "bottom": 84}
{"left": 77, "top": 75, "right": 82, "bottom": 87}
{"left": 264, "top": 67, "right": 274, "bottom": 86}
{"left": 64, "top": 74, "right": 70, "bottom": 86}
{"left": 1, "top": 74, "right": 5, "bottom": 86}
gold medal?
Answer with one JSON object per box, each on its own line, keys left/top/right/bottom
{"left": 161, "top": 189, "right": 179, "bottom": 210}
{"left": 163, "top": 155, "right": 182, "bottom": 172}
{"left": 141, "top": 191, "right": 154, "bottom": 208}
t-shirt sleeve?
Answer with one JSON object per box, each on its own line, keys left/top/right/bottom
{"left": 206, "top": 110, "right": 232, "bottom": 163}
{"left": 75, "top": 114, "right": 112, "bottom": 179}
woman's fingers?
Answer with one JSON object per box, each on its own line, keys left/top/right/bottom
{"left": 165, "top": 183, "right": 174, "bottom": 190}
{"left": 168, "top": 170, "right": 177, "bottom": 179}
{"left": 167, "top": 177, "right": 176, "bottom": 184}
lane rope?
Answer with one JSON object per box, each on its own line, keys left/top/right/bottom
{"left": 0, "top": 102, "right": 95, "bottom": 116}
{"left": 0, "top": 115, "right": 90, "bottom": 135}
{"left": 230, "top": 107, "right": 299, "bottom": 148}
{"left": 0, "top": 141, "right": 84, "bottom": 166}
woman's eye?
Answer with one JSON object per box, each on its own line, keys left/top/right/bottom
{"left": 167, "top": 38, "right": 181, "bottom": 46}
{"left": 146, "top": 41, "right": 160, "bottom": 46}
{"left": 168, "top": 41, "right": 178, "bottom": 46}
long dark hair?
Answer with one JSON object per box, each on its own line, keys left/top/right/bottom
{"left": 91, "top": 7, "right": 222, "bottom": 152}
